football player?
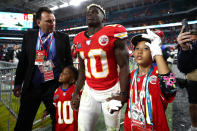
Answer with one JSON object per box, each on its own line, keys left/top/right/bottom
{"left": 71, "top": 4, "right": 130, "bottom": 131}
{"left": 42, "top": 66, "right": 79, "bottom": 131}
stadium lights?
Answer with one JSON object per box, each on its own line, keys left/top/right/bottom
{"left": 59, "top": 3, "right": 69, "bottom": 8}
{"left": 50, "top": 0, "right": 88, "bottom": 10}
{"left": 70, "top": 0, "right": 81, "bottom": 6}
{"left": 51, "top": 6, "right": 58, "bottom": 11}
{"left": 70, "top": 0, "right": 88, "bottom": 6}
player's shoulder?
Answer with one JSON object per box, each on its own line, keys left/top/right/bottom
{"left": 104, "top": 24, "right": 127, "bottom": 39}
{"left": 104, "top": 24, "right": 126, "bottom": 30}
{"left": 54, "top": 87, "right": 61, "bottom": 94}
{"left": 70, "top": 84, "right": 76, "bottom": 91}
{"left": 73, "top": 31, "right": 85, "bottom": 43}
{"left": 74, "top": 31, "right": 85, "bottom": 38}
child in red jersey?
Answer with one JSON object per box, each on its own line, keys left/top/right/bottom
{"left": 124, "top": 29, "right": 177, "bottom": 131}
{"left": 42, "top": 65, "right": 79, "bottom": 131}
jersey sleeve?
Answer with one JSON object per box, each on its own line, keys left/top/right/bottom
{"left": 113, "top": 24, "right": 128, "bottom": 39}
{"left": 72, "top": 35, "right": 78, "bottom": 46}
{"left": 53, "top": 88, "right": 59, "bottom": 107}
{"left": 158, "top": 72, "right": 177, "bottom": 102}
{"left": 72, "top": 32, "right": 83, "bottom": 57}
{"left": 72, "top": 35, "right": 79, "bottom": 58}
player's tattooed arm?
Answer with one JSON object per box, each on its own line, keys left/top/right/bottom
{"left": 106, "top": 39, "right": 130, "bottom": 114}
{"left": 112, "top": 39, "right": 130, "bottom": 102}
{"left": 71, "top": 56, "right": 85, "bottom": 111}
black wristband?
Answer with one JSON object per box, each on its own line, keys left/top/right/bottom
{"left": 120, "top": 92, "right": 129, "bottom": 96}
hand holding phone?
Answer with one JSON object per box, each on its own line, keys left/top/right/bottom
{"left": 181, "top": 19, "right": 192, "bottom": 47}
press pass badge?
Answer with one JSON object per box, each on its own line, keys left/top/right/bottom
{"left": 43, "top": 60, "right": 54, "bottom": 81}
{"left": 35, "top": 50, "right": 45, "bottom": 65}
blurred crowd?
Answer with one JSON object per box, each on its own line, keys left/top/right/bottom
{"left": 0, "top": 44, "right": 21, "bottom": 64}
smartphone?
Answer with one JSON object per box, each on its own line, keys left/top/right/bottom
{"left": 182, "top": 19, "right": 192, "bottom": 45}
{"left": 182, "top": 19, "right": 190, "bottom": 32}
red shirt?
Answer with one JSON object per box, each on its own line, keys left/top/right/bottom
{"left": 124, "top": 67, "right": 175, "bottom": 131}
{"left": 73, "top": 24, "right": 128, "bottom": 90}
{"left": 53, "top": 85, "right": 78, "bottom": 131}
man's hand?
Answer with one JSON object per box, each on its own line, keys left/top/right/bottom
{"left": 71, "top": 44, "right": 78, "bottom": 58}
{"left": 71, "top": 92, "right": 81, "bottom": 111}
{"left": 177, "top": 26, "right": 192, "bottom": 50}
{"left": 41, "top": 110, "right": 48, "bottom": 123}
{"left": 106, "top": 92, "right": 128, "bottom": 114}
{"left": 13, "top": 85, "right": 21, "bottom": 97}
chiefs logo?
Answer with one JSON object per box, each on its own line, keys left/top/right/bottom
{"left": 98, "top": 35, "right": 109, "bottom": 46}
{"left": 38, "top": 52, "right": 44, "bottom": 55}
{"left": 150, "top": 75, "right": 157, "bottom": 84}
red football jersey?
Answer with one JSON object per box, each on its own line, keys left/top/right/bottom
{"left": 53, "top": 85, "right": 78, "bottom": 131}
{"left": 124, "top": 67, "right": 175, "bottom": 131}
{"left": 73, "top": 24, "right": 128, "bottom": 90}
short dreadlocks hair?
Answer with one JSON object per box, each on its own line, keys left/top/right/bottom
{"left": 87, "top": 4, "right": 106, "bottom": 17}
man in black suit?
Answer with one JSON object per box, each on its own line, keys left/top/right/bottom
{"left": 13, "top": 7, "right": 73, "bottom": 131}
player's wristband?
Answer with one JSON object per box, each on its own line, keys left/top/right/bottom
{"left": 120, "top": 92, "right": 129, "bottom": 96}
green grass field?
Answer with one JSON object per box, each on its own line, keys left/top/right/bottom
{"left": 0, "top": 92, "right": 173, "bottom": 131}
{"left": 0, "top": 102, "right": 16, "bottom": 131}
{"left": 0, "top": 94, "right": 51, "bottom": 131}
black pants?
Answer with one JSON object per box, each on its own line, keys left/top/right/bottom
{"left": 14, "top": 80, "right": 58, "bottom": 131}
{"left": 186, "top": 80, "right": 197, "bottom": 104}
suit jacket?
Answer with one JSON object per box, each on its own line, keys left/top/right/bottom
{"left": 14, "top": 29, "right": 73, "bottom": 94}
{"left": 177, "top": 40, "right": 197, "bottom": 74}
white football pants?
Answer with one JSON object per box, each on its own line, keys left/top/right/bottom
{"left": 78, "top": 82, "right": 121, "bottom": 131}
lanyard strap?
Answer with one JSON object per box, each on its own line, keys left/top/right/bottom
{"left": 38, "top": 31, "right": 54, "bottom": 59}
{"left": 129, "top": 66, "right": 154, "bottom": 125}
{"left": 145, "top": 66, "right": 154, "bottom": 125}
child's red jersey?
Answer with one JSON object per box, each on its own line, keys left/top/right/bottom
{"left": 124, "top": 67, "right": 175, "bottom": 131}
{"left": 53, "top": 85, "right": 78, "bottom": 131}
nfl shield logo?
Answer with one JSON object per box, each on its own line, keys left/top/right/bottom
{"left": 86, "top": 40, "right": 91, "bottom": 45}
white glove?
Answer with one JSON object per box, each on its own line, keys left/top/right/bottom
{"left": 142, "top": 29, "right": 162, "bottom": 60}
{"left": 107, "top": 100, "right": 122, "bottom": 114}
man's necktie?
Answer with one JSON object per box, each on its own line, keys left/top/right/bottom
{"left": 42, "top": 34, "right": 48, "bottom": 51}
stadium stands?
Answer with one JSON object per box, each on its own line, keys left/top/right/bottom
{"left": 56, "top": 0, "right": 197, "bottom": 30}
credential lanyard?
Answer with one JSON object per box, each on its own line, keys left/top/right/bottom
{"left": 129, "top": 66, "right": 154, "bottom": 125}
{"left": 38, "top": 31, "right": 54, "bottom": 59}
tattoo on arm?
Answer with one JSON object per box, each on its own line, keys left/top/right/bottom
{"left": 114, "top": 39, "right": 130, "bottom": 93}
